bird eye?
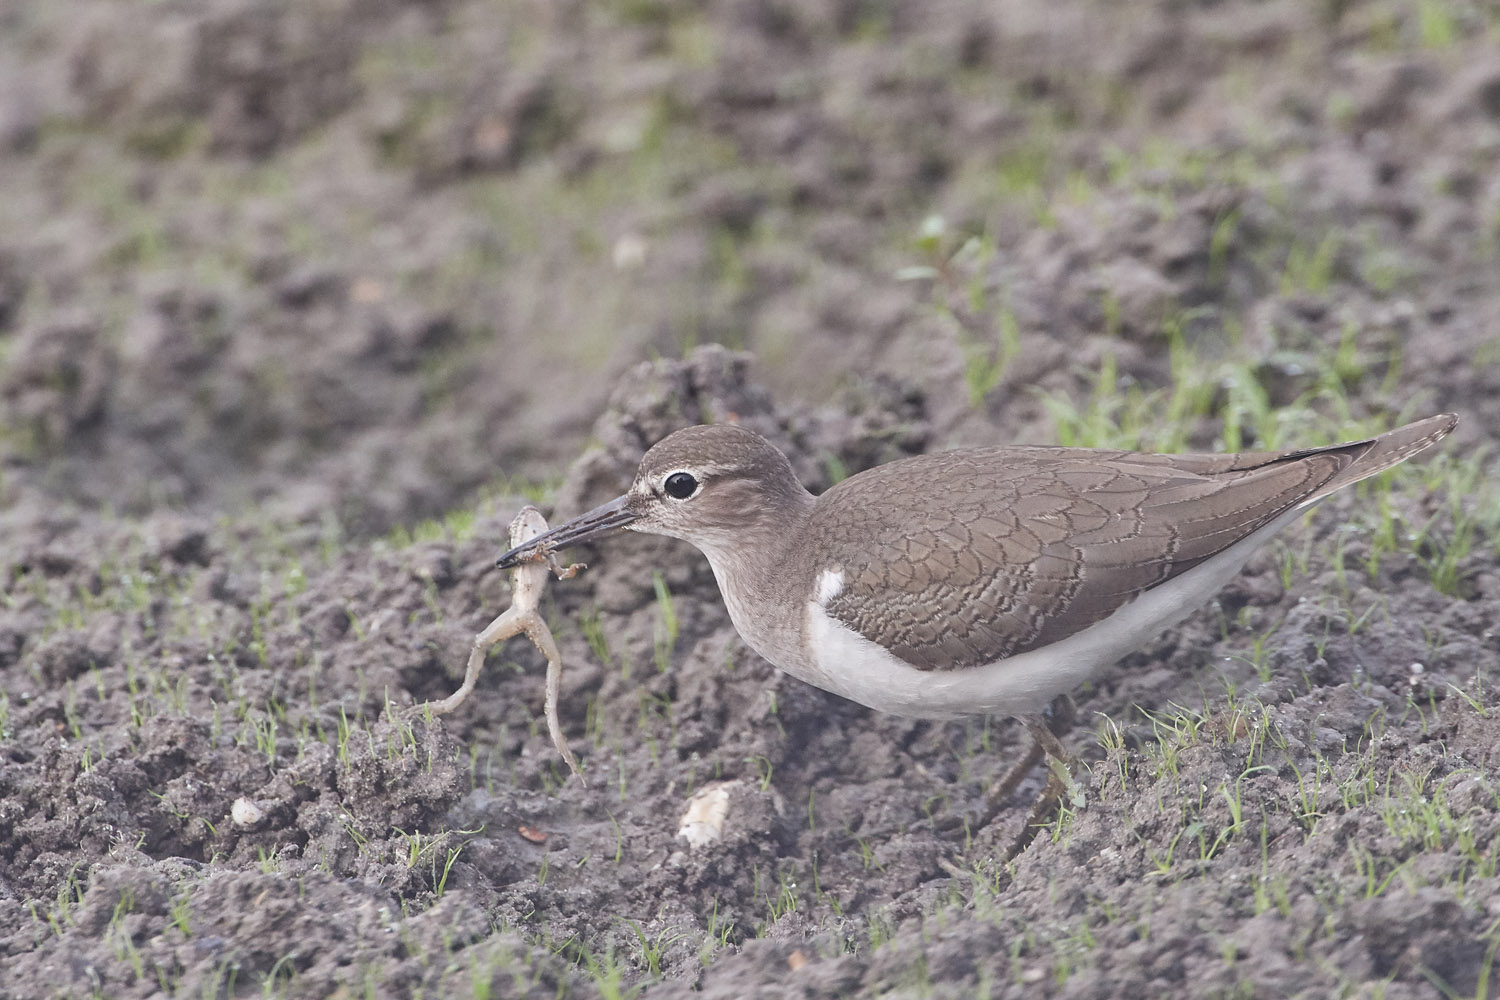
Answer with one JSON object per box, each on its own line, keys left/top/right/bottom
{"left": 663, "top": 472, "right": 699, "bottom": 500}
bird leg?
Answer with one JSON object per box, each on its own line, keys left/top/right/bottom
{"left": 979, "top": 695, "right": 1074, "bottom": 806}
{"left": 1001, "top": 706, "right": 1081, "bottom": 860}
{"left": 964, "top": 696, "right": 1078, "bottom": 861}
{"left": 417, "top": 506, "right": 587, "bottom": 783}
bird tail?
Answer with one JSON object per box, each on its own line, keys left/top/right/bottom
{"left": 1314, "top": 413, "right": 1458, "bottom": 498}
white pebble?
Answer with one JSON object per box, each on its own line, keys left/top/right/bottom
{"left": 677, "top": 783, "right": 735, "bottom": 849}
{"left": 231, "top": 797, "right": 265, "bottom": 827}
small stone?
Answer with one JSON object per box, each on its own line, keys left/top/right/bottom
{"left": 231, "top": 798, "right": 264, "bottom": 828}
{"left": 677, "top": 782, "right": 735, "bottom": 849}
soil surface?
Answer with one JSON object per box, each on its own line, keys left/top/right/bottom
{"left": 2, "top": 1, "right": 1499, "bottom": 998}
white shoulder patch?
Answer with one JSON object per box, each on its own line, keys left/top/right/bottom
{"left": 815, "top": 567, "right": 844, "bottom": 606}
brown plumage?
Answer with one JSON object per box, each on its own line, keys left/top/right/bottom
{"left": 807, "top": 414, "right": 1456, "bottom": 670}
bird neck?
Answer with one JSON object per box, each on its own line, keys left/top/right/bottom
{"left": 694, "top": 489, "right": 817, "bottom": 674}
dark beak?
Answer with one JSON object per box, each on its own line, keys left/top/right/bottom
{"left": 496, "top": 495, "right": 637, "bottom": 569}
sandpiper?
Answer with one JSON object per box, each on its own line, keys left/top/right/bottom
{"left": 498, "top": 414, "right": 1456, "bottom": 836}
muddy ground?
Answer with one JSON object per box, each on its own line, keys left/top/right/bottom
{"left": 2, "top": 0, "right": 1500, "bottom": 997}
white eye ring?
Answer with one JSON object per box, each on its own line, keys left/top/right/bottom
{"left": 663, "top": 471, "right": 700, "bottom": 500}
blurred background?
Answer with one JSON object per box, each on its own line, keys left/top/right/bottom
{"left": 3, "top": 0, "right": 1495, "bottom": 542}
{"left": 5, "top": 5, "right": 1500, "bottom": 997}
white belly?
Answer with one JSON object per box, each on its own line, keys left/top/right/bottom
{"left": 798, "top": 510, "right": 1303, "bottom": 719}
